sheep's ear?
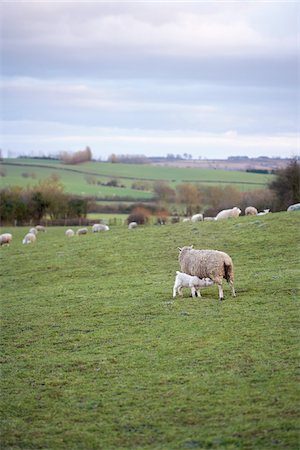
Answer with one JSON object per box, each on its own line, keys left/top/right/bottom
{"left": 178, "top": 247, "right": 182, "bottom": 251}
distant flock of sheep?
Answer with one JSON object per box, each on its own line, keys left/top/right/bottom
{"left": 1, "top": 203, "right": 299, "bottom": 301}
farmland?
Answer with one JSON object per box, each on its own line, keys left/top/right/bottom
{"left": 1, "top": 159, "right": 273, "bottom": 200}
{"left": 1, "top": 212, "right": 299, "bottom": 449}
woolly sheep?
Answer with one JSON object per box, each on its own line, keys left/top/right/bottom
{"left": 215, "top": 207, "right": 241, "bottom": 220}
{"left": 287, "top": 203, "right": 300, "bottom": 212}
{"left": 191, "top": 213, "right": 203, "bottom": 222}
{"left": 36, "top": 225, "right": 46, "bottom": 232}
{"left": 178, "top": 245, "right": 236, "bottom": 301}
{"left": 245, "top": 206, "right": 258, "bottom": 216}
{"left": 76, "top": 227, "right": 88, "bottom": 236}
{"left": 22, "top": 232, "right": 36, "bottom": 244}
{"left": 65, "top": 229, "right": 75, "bottom": 237}
{"left": 92, "top": 223, "right": 110, "bottom": 232}
{"left": 128, "top": 222, "right": 138, "bottom": 229}
{"left": 0, "top": 233, "right": 12, "bottom": 246}
{"left": 257, "top": 209, "right": 270, "bottom": 216}
{"left": 173, "top": 271, "right": 214, "bottom": 299}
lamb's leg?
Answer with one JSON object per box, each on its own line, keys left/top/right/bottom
{"left": 196, "top": 289, "right": 201, "bottom": 298}
{"left": 191, "top": 287, "right": 196, "bottom": 298}
{"left": 178, "top": 286, "right": 183, "bottom": 297}
{"left": 173, "top": 284, "right": 177, "bottom": 298}
{"left": 218, "top": 284, "right": 224, "bottom": 301}
{"left": 229, "top": 280, "right": 236, "bottom": 297}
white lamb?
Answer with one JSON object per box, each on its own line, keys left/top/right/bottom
{"left": 173, "top": 271, "right": 214, "bottom": 299}
{"left": 65, "top": 229, "right": 75, "bottom": 237}
{"left": 0, "top": 233, "right": 13, "bottom": 246}
{"left": 128, "top": 222, "right": 138, "bottom": 229}
{"left": 191, "top": 213, "right": 203, "bottom": 222}
{"left": 257, "top": 209, "right": 270, "bottom": 216}
{"left": 22, "top": 232, "right": 36, "bottom": 244}
{"left": 215, "top": 207, "right": 241, "bottom": 220}
{"left": 92, "top": 223, "right": 109, "bottom": 232}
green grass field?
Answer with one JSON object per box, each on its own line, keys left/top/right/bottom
{"left": 1, "top": 212, "right": 299, "bottom": 449}
{"left": 1, "top": 159, "right": 273, "bottom": 199}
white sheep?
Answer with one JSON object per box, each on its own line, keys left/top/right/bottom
{"left": 178, "top": 245, "right": 236, "bottom": 301}
{"left": 22, "top": 232, "right": 36, "bottom": 244}
{"left": 182, "top": 218, "right": 191, "bottom": 223}
{"left": 287, "top": 203, "right": 300, "bottom": 212}
{"left": 92, "top": 223, "right": 110, "bottom": 232}
{"left": 215, "top": 207, "right": 241, "bottom": 220}
{"left": 0, "top": 233, "right": 13, "bottom": 246}
{"left": 128, "top": 222, "right": 138, "bottom": 229}
{"left": 35, "top": 225, "right": 46, "bottom": 232}
{"left": 76, "top": 228, "right": 88, "bottom": 236}
{"left": 191, "top": 213, "right": 203, "bottom": 222}
{"left": 65, "top": 229, "right": 75, "bottom": 237}
{"left": 173, "top": 271, "right": 214, "bottom": 298}
{"left": 257, "top": 209, "right": 270, "bottom": 216}
{"left": 245, "top": 206, "right": 258, "bottom": 216}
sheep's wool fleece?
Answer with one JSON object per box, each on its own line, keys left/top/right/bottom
{"left": 179, "top": 247, "right": 234, "bottom": 282}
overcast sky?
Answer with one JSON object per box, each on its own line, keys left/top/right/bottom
{"left": 1, "top": 1, "right": 299, "bottom": 160}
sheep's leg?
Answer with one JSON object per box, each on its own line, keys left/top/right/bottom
{"left": 196, "top": 289, "right": 201, "bottom": 298}
{"left": 191, "top": 287, "right": 196, "bottom": 298}
{"left": 218, "top": 284, "right": 224, "bottom": 301}
{"left": 230, "top": 280, "right": 236, "bottom": 297}
{"left": 178, "top": 287, "right": 183, "bottom": 297}
{"left": 173, "top": 285, "right": 177, "bottom": 298}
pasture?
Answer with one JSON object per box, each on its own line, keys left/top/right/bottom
{"left": 1, "top": 212, "right": 299, "bottom": 449}
{"left": 1, "top": 159, "right": 273, "bottom": 199}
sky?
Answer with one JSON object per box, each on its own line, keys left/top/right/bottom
{"left": 1, "top": 1, "right": 299, "bottom": 160}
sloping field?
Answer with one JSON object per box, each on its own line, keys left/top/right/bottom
{"left": 1, "top": 159, "right": 273, "bottom": 198}
{"left": 1, "top": 212, "right": 299, "bottom": 449}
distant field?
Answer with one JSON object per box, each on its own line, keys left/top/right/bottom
{"left": 1, "top": 159, "right": 273, "bottom": 199}
{"left": 1, "top": 212, "right": 299, "bottom": 449}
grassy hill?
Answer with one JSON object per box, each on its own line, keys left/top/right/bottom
{"left": 1, "top": 212, "right": 299, "bottom": 449}
{"left": 1, "top": 159, "right": 273, "bottom": 199}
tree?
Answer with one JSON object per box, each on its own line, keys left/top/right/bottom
{"left": 269, "top": 158, "right": 300, "bottom": 210}
{"left": 176, "top": 183, "right": 202, "bottom": 215}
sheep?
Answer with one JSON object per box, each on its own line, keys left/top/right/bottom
{"left": 287, "top": 203, "right": 300, "bottom": 212}
{"left": 29, "top": 227, "right": 38, "bottom": 235}
{"left": 22, "top": 232, "right": 36, "bottom": 244}
{"left": 65, "top": 229, "right": 75, "bottom": 237}
{"left": 191, "top": 213, "right": 203, "bottom": 222}
{"left": 35, "top": 225, "right": 46, "bottom": 232}
{"left": 182, "top": 218, "right": 191, "bottom": 223}
{"left": 0, "top": 233, "right": 13, "bottom": 246}
{"left": 215, "top": 207, "right": 241, "bottom": 220}
{"left": 92, "top": 223, "right": 110, "bottom": 232}
{"left": 173, "top": 271, "right": 214, "bottom": 299}
{"left": 128, "top": 222, "right": 138, "bottom": 229}
{"left": 245, "top": 206, "right": 258, "bottom": 216}
{"left": 178, "top": 245, "right": 236, "bottom": 301}
{"left": 76, "top": 228, "right": 88, "bottom": 236}
{"left": 257, "top": 209, "right": 270, "bottom": 216}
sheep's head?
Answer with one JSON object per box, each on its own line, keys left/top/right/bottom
{"left": 178, "top": 245, "right": 193, "bottom": 253}
{"left": 233, "top": 207, "right": 241, "bottom": 215}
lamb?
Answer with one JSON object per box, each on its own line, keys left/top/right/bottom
{"left": 191, "top": 213, "right": 203, "bottom": 222}
{"left": 245, "top": 206, "right": 258, "bottom": 216}
{"left": 65, "top": 229, "right": 75, "bottom": 237}
{"left": 257, "top": 209, "right": 270, "bottom": 216}
{"left": 92, "top": 223, "right": 110, "bottom": 232}
{"left": 22, "top": 232, "right": 36, "bottom": 244}
{"left": 35, "top": 225, "right": 46, "bottom": 232}
{"left": 0, "top": 233, "right": 13, "bottom": 246}
{"left": 215, "top": 207, "right": 241, "bottom": 220}
{"left": 128, "top": 222, "right": 138, "bottom": 229}
{"left": 173, "top": 271, "right": 214, "bottom": 299}
{"left": 76, "top": 228, "right": 88, "bottom": 235}
{"left": 178, "top": 245, "right": 236, "bottom": 301}
{"left": 182, "top": 218, "right": 191, "bottom": 222}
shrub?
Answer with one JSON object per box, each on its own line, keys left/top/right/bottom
{"left": 127, "top": 206, "right": 151, "bottom": 225}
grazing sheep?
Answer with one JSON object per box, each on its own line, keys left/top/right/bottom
{"left": 92, "top": 223, "right": 110, "bottom": 232}
{"left": 76, "top": 228, "right": 88, "bottom": 236}
{"left": 287, "top": 203, "right": 300, "bottom": 212}
{"left": 178, "top": 245, "right": 236, "bottom": 301}
{"left": 182, "top": 218, "right": 191, "bottom": 223}
{"left": 35, "top": 225, "right": 46, "bottom": 232}
{"left": 65, "top": 229, "right": 75, "bottom": 237}
{"left": 22, "top": 232, "right": 36, "bottom": 244}
{"left": 29, "top": 227, "right": 38, "bottom": 235}
{"left": 173, "top": 271, "right": 214, "bottom": 298}
{"left": 257, "top": 209, "right": 270, "bottom": 216}
{"left": 215, "top": 207, "right": 241, "bottom": 220}
{"left": 191, "top": 213, "right": 203, "bottom": 222}
{"left": 128, "top": 222, "right": 138, "bottom": 229}
{"left": 0, "top": 233, "right": 13, "bottom": 246}
{"left": 245, "top": 206, "right": 258, "bottom": 216}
